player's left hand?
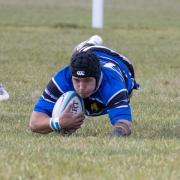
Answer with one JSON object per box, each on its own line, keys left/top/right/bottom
{"left": 110, "top": 121, "right": 132, "bottom": 137}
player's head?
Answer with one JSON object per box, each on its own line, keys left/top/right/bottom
{"left": 70, "top": 51, "right": 101, "bottom": 84}
{"left": 70, "top": 51, "right": 101, "bottom": 97}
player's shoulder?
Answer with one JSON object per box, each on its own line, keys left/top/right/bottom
{"left": 55, "top": 65, "right": 70, "bottom": 75}
{"left": 98, "top": 67, "right": 126, "bottom": 99}
{"left": 101, "top": 66, "right": 122, "bottom": 81}
{"left": 53, "top": 66, "right": 73, "bottom": 91}
{"left": 54, "top": 66, "right": 71, "bottom": 80}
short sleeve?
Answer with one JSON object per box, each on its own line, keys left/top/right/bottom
{"left": 34, "top": 96, "right": 55, "bottom": 117}
{"left": 33, "top": 66, "right": 73, "bottom": 116}
{"left": 107, "top": 105, "right": 132, "bottom": 125}
{"left": 100, "top": 68, "right": 132, "bottom": 125}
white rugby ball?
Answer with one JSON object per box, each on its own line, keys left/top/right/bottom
{"left": 52, "top": 91, "right": 84, "bottom": 119}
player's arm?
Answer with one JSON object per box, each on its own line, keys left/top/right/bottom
{"left": 106, "top": 88, "right": 133, "bottom": 137}
{"left": 29, "top": 111, "right": 52, "bottom": 134}
{"left": 29, "top": 103, "right": 85, "bottom": 134}
{"left": 111, "top": 119, "right": 132, "bottom": 137}
{"left": 108, "top": 107, "right": 133, "bottom": 137}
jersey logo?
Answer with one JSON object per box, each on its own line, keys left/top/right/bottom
{"left": 77, "top": 71, "right": 85, "bottom": 76}
{"left": 84, "top": 98, "right": 105, "bottom": 115}
{"left": 91, "top": 103, "right": 99, "bottom": 112}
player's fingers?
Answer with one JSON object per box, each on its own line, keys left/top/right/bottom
{"left": 64, "top": 100, "right": 74, "bottom": 113}
{"left": 74, "top": 117, "right": 84, "bottom": 125}
{"left": 75, "top": 120, "right": 84, "bottom": 127}
{"left": 74, "top": 112, "right": 85, "bottom": 119}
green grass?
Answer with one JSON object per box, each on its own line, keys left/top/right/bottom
{"left": 0, "top": 0, "right": 180, "bottom": 179}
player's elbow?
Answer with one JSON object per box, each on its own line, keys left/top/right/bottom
{"left": 29, "top": 113, "right": 39, "bottom": 132}
{"left": 29, "top": 118, "right": 37, "bottom": 132}
{"left": 29, "top": 111, "right": 51, "bottom": 134}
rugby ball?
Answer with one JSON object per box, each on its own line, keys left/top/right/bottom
{"left": 52, "top": 91, "right": 84, "bottom": 119}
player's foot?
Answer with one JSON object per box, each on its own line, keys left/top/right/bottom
{"left": 73, "top": 35, "right": 103, "bottom": 53}
{"left": 87, "top": 35, "right": 103, "bottom": 45}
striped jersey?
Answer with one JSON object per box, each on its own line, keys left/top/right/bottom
{"left": 34, "top": 44, "right": 140, "bottom": 125}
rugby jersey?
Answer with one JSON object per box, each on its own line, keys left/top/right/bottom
{"left": 34, "top": 45, "right": 140, "bottom": 125}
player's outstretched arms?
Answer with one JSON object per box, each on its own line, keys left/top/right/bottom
{"left": 110, "top": 120, "right": 132, "bottom": 137}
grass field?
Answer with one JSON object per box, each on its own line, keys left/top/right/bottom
{"left": 0, "top": 0, "right": 180, "bottom": 179}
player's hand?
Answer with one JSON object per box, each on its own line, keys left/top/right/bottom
{"left": 59, "top": 102, "right": 85, "bottom": 130}
{"left": 110, "top": 121, "right": 132, "bottom": 137}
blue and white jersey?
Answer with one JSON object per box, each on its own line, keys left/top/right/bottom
{"left": 34, "top": 45, "right": 140, "bottom": 125}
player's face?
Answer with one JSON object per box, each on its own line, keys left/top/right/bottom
{"left": 72, "top": 76, "right": 96, "bottom": 98}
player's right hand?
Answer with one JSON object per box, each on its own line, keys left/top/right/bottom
{"left": 59, "top": 102, "right": 85, "bottom": 130}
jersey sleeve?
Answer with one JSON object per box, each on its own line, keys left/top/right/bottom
{"left": 107, "top": 88, "right": 132, "bottom": 125}
{"left": 34, "top": 96, "right": 55, "bottom": 117}
{"left": 100, "top": 68, "right": 132, "bottom": 125}
{"left": 107, "top": 105, "right": 132, "bottom": 125}
{"left": 33, "top": 66, "right": 73, "bottom": 116}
